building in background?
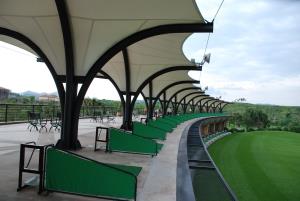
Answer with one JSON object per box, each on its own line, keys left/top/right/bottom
{"left": 0, "top": 87, "right": 10, "bottom": 100}
{"left": 38, "top": 94, "right": 59, "bottom": 102}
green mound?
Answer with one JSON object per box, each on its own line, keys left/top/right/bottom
{"left": 209, "top": 131, "right": 300, "bottom": 201}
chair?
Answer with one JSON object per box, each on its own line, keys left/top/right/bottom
{"left": 49, "top": 112, "right": 62, "bottom": 132}
{"left": 39, "top": 117, "right": 49, "bottom": 132}
{"left": 27, "top": 112, "right": 40, "bottom": 132}
{"left": 106, "top": 115, "right": 115, "bottom": 123}
{"left": 90, "top": 111, "right": 103, "bottom": 123}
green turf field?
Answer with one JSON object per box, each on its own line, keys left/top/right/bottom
{"left": 208, "top": 131, "right": 300, "bottom": 201}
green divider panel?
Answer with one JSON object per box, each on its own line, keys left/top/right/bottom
{"left": 157, "top": 143, "right": 163, "bottom": 152}
{"left": 148, "top": 120, "right": 173, "bottom": 133}
{"left": 106, "top": 163, "right": 142, "bottom": 176}
{"left": 165, "top": 116, "right": 182, "bottom": 124}
{"left": 108, "top": 128, "right": 161, "bottom": 155}
{"left": 45, "top": 148, "right": 141, "bottom": 200}
{"left": 156, "top": 118, "right": 177, "bottom": 128}
{"left": 164, "top": 117, "right": 181, "bottom": 125}
{"left": 133, "top": 122, "right": 166, "bottom": 140}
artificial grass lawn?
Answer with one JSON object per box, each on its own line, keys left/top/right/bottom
{"left": 208, "top": 131, "right": 300, "bottom": 201}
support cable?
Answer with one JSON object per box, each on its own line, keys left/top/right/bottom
{"left": 213, "top": 0, "right": 225, "bottom": 21}
{"left": 200, "top": 0, "right": 225, "bottom": 89}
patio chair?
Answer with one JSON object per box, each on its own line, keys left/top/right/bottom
{"left": 90, "top": 111, "right": 103, "bottom": 123}
{"left": 49, "top": 112, "right": 62, "bottom": 132}
{"left": 27, "top": 112, "right": 40, "bottom": 132}
{"left": 39, "top": 116, "right": 49, "bottom": 133}
{"left": 106, "top": 115, "right": 115, "bottom": 123}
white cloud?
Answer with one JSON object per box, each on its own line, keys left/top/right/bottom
{"left": 0, "top": 42, "right": 57, "bottom": 93}
{"left": 184, "top": 0, "right": 300, "bottom": 106}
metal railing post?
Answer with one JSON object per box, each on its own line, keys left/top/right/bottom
{"left": 5, "top": 104, "right": 8, "bottom": 123}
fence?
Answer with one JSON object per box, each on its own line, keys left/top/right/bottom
{"left": 0, "top": 104, "right": 122, "bottom": 124}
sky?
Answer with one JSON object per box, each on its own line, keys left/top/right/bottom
{"left": 0, "top": 0, "right": 300, "bottom": 106}
{"left": 185, "top": 0, "right": 300, "bottom": 106}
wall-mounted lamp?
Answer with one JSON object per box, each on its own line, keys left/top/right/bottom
{"left": 200, "top": 53, "right": 211, "bottom": 65}
{"left": 191, "top": 53, "right": 211, "bottom": 69}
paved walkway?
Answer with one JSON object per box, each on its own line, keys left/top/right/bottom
{"left": 0, "top": 117, "right": 198, "bottom": 201}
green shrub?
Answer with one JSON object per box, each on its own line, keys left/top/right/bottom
{"left": 267, "top": 126, "right": 282, "bottom": 131}
{"left": 247, "top": 128, "right": 256, "bottom": 132}
{"left": 289, "top": 126, "right": 300, "bottom": 133}
{"left": 229, "top": 127, "right": 245, "bottom": 133}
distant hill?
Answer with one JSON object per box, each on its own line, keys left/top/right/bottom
{"left": 21, "top": 91, "right": 58, "bottom": 98}
{"left": 21, "top": 90, "right": 40, "bottom": 97}
{"left": 224, "top": 102, "right": 300, "bottom": 131}
{"left": 224, "top": 102, "right": 300, "bottom": 115}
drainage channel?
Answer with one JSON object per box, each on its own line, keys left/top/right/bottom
{"left": 177, "top": 117, "right": 238, "bottom": 201}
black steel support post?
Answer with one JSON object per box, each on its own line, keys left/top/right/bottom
{"left": 5, "top": 104, "right": 8, "bottom": 123}
{"left": 199, "top": 102, "right": 203, "bottom": 113}
{"left": 206, "top": 101, "right": 209, "bottom": 112}
{"left": 158, "top": 99, "right": 163, "bottom": 116}
{"left": 148, "top": 81, "right": 154, "bottom": 120}
{"left": 183, "top": 98, "right": 187, "bottom": 113}
{"left": 163, "top": 91, "right": 167, "bottom": 116}
{"left": 121, "top": 49, "right": 132, "bottom": 130}
{"left": 208, "top": 100, "right": 219, "bottom": 113}
{"left": 192, "top": 99, "right": 195, "bottom": 113}
{"left": 57, "top": 83, "right": 81, "bottom": 149}
{"left": 55, "top": 0, "right": 81, "bottom": 150}
{"left": 215, "top": 102, "right": 222, "bottom": 112}
{"left": 174, "top": 96, "right": 178, "bottom": 114}
{"left": 213, "top": 106, "right": 216, "bottom": 113}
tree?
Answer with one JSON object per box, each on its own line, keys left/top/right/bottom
{"left": 230, "top": 112, "right": 243, "bottom": 128}
{"left": 243, "top": 109, "right": 269, "bottom": 130}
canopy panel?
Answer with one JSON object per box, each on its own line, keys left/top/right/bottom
{"left": 101, "top": 33, "right": 195, "bottom": 92}
{"left": 193, "top": 95, "right": 211, "bottom": 105}
{"left": 0, "top": 0, "right": 65, "bottom": 74}
{"left": 67, "top": 0, "right": 204, "bottom": 76}
{"left": 165, "top": 84, "right": 200, "bottom": 101}
{"left": 0, "top": 0, "right": 204, "bottom": 76}
{"left": 142, "top": 70, "right": 198, "bottom": 98}
{"left": 0, "top": 35, "right": 36, "bottom": 56}
{"left": 171, "top": 88, "right": 202, "bottom": 103}
{"left": 184, "top": 93, "right": 208, "bottom": 104}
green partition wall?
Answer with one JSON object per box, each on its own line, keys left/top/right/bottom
{"left": 133, "top": 122, "right": 167, "bottom": 140}
{"left": 44, "top": 148, "right": 141, "bottom": 200}
{"left": 108, "top": 128, "right": 163, "bottom": 155}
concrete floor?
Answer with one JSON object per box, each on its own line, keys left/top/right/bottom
{"left": 0, "top": 117, "right": 198, "bottom": 201}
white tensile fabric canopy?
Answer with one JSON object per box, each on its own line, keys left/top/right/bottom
{"left": 99, "top": 33, "right": 196, "bottom": 93}
{"left": 171, "top": 88, "right": 202, "bottom": 103}
{"left": 142, "top": 70, "right": 198, "bottom": 99}
{"left": 164, "top": 83, "right": 201, "bottom": 102}
{"left": 193, "top": 95, "right": 212, "bottom": 105}
{"left": 0, "top": 0, "right": 227, "bottom": 149}
{"left": 0, "top": 0, "right": 204, "bottom": 76}
{"left": 184, "top": 92, "right": 209, "bottom": 105}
